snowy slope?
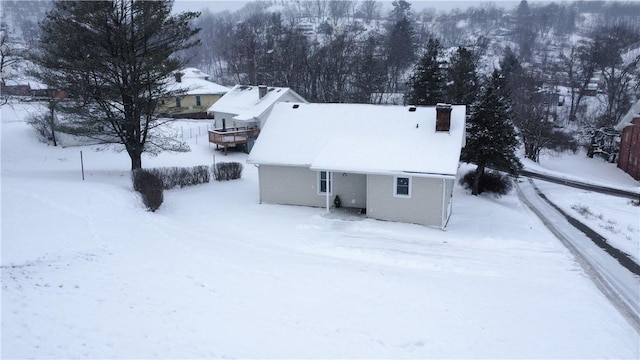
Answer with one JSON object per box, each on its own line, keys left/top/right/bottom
{"left": 1, "top": 101, "right": 638, "bottom": 358}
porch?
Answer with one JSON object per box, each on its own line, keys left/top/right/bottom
{"left": 208, "top": 127, "right": 260, "bottom": 154}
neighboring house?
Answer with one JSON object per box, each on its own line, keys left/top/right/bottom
{"left": 206, "top": 84, "right": 308, "bottom": 130}
{"left": 247, "top": 102, "right": 466, "bottom": 229}
{"left": 1, "top": 78, "right": 67, "bottom": 99}
{"left": 159, "top": 68, "right": 229, "bottom": 119}
{"left": 615, "top": 100, "right": 640, "bottom": 180}
{"left": 1, "top": 79, "right": 30, "bottom": 96}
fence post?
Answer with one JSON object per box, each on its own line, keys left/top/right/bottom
{"left": 80, "top": 150, "right": 85, "bottom": 180}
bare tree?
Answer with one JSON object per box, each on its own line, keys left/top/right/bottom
{"left": 589, "top": 24, "right": 640, "bottom": 126}
{"left": 358, "top": 0, "right": 380, "bottom": 25}
{"left": 0, "top": 29, "right": 26, "bottom": 105}
{"left": 328, "top": 1, "right": 352, "bottom": 26}
{"left": 556, "top": 42, "right": 595, "bottom": 125}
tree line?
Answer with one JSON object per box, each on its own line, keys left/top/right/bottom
{"left": 10, "top": 0, "right": 640, "bottom": 173}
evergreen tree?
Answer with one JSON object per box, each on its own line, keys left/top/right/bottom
{"left": 389, "top": 0, "right": 412, "bottom": 22}
{"left": 406, "top": 38, "right": 446, "bottom": 105}
{"left": 446, "top": 47, "right": 479, "bottom": 105}
{"left": 352, "top": 33, "right": 387, "bottom": 103}
{"left": 384, "top": 1, "right": 415, "bottom": 92}
{"left": 461, "top": 70, "right": 522, "bottom": 196}
{"left": 30, "top": 0, "right": 200, "bottom": 170}
{"left": 513, "top": 0, "right": 536, "bottom": 61}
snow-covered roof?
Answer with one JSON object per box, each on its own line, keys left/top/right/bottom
{"left": 248, "top": 103, "right": 467, "bottom": 177}
{"left": 207, "top": 85, "right": 308, "bottom": 121}
{"left": 164, "top": 68, "right": 229, "bottom": 96}
{"left": 615, "top": 100, "right": 640, "bottom": 131}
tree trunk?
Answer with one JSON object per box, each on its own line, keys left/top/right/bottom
{"left": 472, "top": 163, "right": 485, "bottom": 196}
{"left": 129, "top": 150, "right": 142, "bottom": 170}
{"left": 48, "top": 102, "right": 57, "bottom": 147}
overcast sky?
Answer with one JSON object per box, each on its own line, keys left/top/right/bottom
{"left": 172, "top": 0, "right": 533, "bottom": 15}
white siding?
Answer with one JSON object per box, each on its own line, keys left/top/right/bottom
{"left": 366, "top": 175, "right": 444, "bottom": 227}
{"left": 212, "top": 111, "right": 237, "bottom": 128}
{"left": 444, "top": 178, "right": 455, "bottom": 225}
{"left": 258, "top": 165, "right": 327, "bottom": 208}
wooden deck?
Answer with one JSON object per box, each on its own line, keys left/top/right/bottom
{"left": 208, "top": 127, "right": 260, "bottom": 154}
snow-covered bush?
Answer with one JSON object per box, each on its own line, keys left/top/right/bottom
{"left": 214, "top": 162, "right": 243, "bottom": 181}
{"left": 132, "top": 169, "right": 164, "bottom": 212}
{"left": 459, "top": 170, "right": 513, "bottom": 196}
{"left": 145, "top": 166, "right": 211, "bottom": 189}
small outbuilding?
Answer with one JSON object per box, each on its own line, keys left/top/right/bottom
{"left": 247, "top": 102, "right": 466, "bottom": 229}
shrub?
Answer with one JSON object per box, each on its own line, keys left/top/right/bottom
{"left": 214, "top": 162, "right": 243, "bottom": 181}
{"left": 27, "top": 112, "right": 56, "bottom": 144}
{"left": 132, "top": 169, "right": 164, "bottom": 212}
{"left": 459, "top": 170, "right": 513, "bottom": 196}
{"left": 145, "top": 165, "right": 211, "bottom": 189}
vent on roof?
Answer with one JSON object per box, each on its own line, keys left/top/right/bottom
{"left": 292, "top": 104, "right": 299, "bottom": 109}
{"left": 408, "top": 106, "right": 416, "bottom": 112}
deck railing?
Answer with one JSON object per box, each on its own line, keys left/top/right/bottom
{"left": 208, "top": 127, "right": 260, "bottom": 153}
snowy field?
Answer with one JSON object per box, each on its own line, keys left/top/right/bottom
{"left": 2, "top": 101, "right": 639, "bottom": 358}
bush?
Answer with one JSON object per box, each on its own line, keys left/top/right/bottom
{"left": 27, "top": 112, "right": 56, "bottom": 144}
{"left": 132, "top": 169, "right": 164, "bottom": 212}
{"left": 214, "top": 162, "right": 243, "bottom": 181}
{"left": 459, "top": 170, "right": 513, "bottom": 196}
{"left": 145, "top": 165, "right": 211, "bottom": 189}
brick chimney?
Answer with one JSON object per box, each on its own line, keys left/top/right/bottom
{"left": 175, "top": 72, "right": 183, "bottom": 83}
{"left": 258, "top": 85, "right": 267, "bottom": 99}
{"left": 436, "top": 103, "right": 452, "bottom": 132}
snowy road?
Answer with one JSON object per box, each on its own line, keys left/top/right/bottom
{"left": 520, "top": 169, "right": 640, "bottom": 200}
{"left": 516, "top": 178, "right": 640, "bottom": 333}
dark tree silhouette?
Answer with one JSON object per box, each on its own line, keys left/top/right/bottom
{"left": 461, "top": 71, "right": 522, "bottom": 195}
{"left": 31, "top": 0, "right": 200, "bottom": 170}
{"left": 406, "top": 38, "right": 446, "bottom": 106}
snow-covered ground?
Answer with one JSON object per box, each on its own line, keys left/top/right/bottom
{"left": 2, "top": 101, "right": 639, "bottom": 358}
{"left": 523, "top": 151, "right": 640, "bottom": 265}
{"left": 523, "top": 151, "right": 640, "bottom": 192}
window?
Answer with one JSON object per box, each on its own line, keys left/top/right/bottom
{"left": 318, "top": 171, "right": 332, "bottom": 194}
{"left": 195, "top": 95, "right": 201, "bottom": 107}
{"left": 394, "top": 176, "right": 411, "bottom": 197}
{"left": 175, "top": 96, "right": 181, "bottom": 108}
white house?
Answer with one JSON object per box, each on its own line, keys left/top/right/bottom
{"left": 206, "top": 84, "right": 308, "bottom": 130}
{"left": 247, "top": 102, "right": 467, "bottom": 229}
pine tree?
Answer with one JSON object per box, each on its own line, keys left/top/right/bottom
{"left": 461, "top": 70, "right": 522, "bottom": 195}
{"left": 30, "top": 0, "right": 200, "bottom": 170}
{"left": 446, "top": 47, "right": 479, "bottom": 105}
{"left": 513, "top": 0, "right": 536, "bottom": 61}
{"left": 406, "top": 38, "right": 446, "bottom": 106}
{"left": 384, "top": 10, "right": 415, "bottom": 92}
